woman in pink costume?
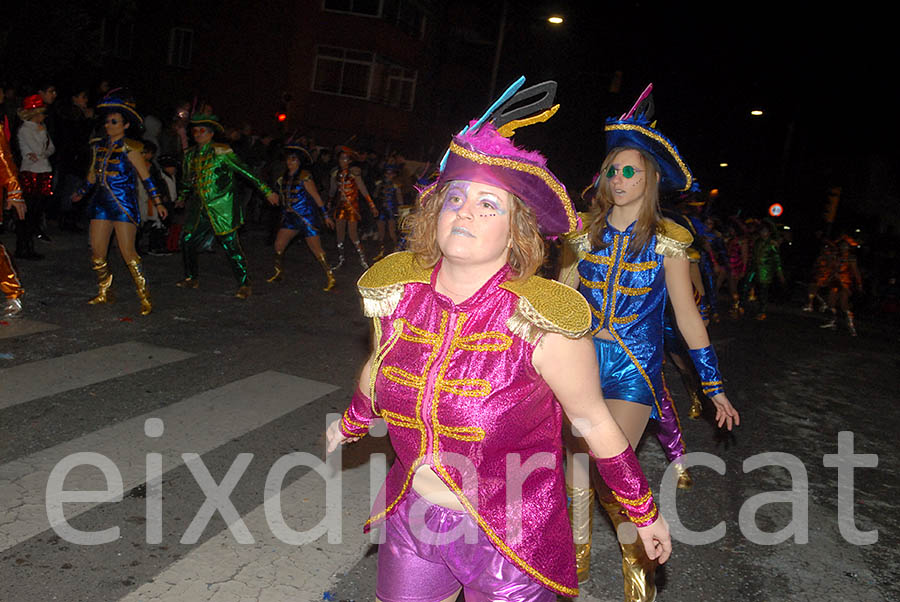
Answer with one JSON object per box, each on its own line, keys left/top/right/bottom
{"left": 326, "top": 78, "right": 671, "bottom": 602}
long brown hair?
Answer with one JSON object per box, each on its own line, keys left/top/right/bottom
{"left": 587, "top": 147, "right": 662, "bottom": 257}
{"left": 405, "top": 182, "right": 545, "bottom": 280}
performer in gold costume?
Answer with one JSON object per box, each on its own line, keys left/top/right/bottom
{"left": 1, "top": 119, "right": 26, "bottom": 317}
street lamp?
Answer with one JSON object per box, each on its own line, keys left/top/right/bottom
{"left": 488, "top": 1, "right": 564, "bottom": 100}
{"left": 750, "top": 109, "right": 764, "bottom": 116}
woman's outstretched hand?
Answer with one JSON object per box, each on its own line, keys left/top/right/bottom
{"left": 709, "top": 393, "right": 740, "bottom": 430}
{"left": 636, "top": 515, "right": 672, "bottom": 564}
{"left": 325, "top": 418, "right": 359, "bottom": 454}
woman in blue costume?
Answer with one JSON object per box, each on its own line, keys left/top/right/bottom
{"left": 265, "top": 141, "right": 336, "bottom": 291}
{"left": 559, "top": 85, "right": 739, "bottom": 601}
{"left": 372, "top": 160, "right": 402, "bottom": 261}
{"left": 72, "top": 90, "right": 166, "bottom": 315}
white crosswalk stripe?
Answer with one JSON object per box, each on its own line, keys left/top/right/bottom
{"left": 0, "top": 341, "right": 195, "bottom": 409}
{"left": 0, "top": 317, "right": 59, "bottom": 340}
{"left": 0, "top": 370, "right": 338, "bottom": 554}
{"left": 118, "top": 455, "right": 376, "bottom": 601}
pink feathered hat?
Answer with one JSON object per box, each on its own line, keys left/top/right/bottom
{"left": 418, "top": 77, "right": 579, "bottom": 236}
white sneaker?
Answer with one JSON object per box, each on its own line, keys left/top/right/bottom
{"left": 2, "top": 298, "right": 23, "bottom": 318}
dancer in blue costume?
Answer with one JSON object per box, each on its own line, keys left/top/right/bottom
{"left": 72, "top": 90, "right": 166, "bottom": 316}
{"left": 372, "top": 160, "right": 403, "bottom": 261}
{"left": 559, "top": 84, "right": 739, "bottom": 600}
{"left": 265, "top": 142, "right": 336, "bottom": 290}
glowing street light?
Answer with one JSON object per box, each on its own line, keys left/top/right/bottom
{"left": 548, "top": 15, "right": 564, "bottom": 24}
{"left": 750, "top": 109, "right": 764, "bottom": 116}
{"left": 719, "top": 162, "right": 729, "bottom": 167}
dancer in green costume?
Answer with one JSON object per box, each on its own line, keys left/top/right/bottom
{"left": 175, "top": 114, "right": 278, "bottom": 298}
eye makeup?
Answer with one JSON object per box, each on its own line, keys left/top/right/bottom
{"left": 441, "top": 182, "right": 469, "bottom": 213}
{"left": 441, "top": 182, "right": 507, "bottom": 217}
{"left": 476, "top": 193, "right": 506, "bottom": 217}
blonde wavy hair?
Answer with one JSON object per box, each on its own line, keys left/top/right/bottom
{"left": 588, "top": 147, "right": 662, "bottom": 257}
{"left": 404, "top": 182, "right": 545, "bottom": 280}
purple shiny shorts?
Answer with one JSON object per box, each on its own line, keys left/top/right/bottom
{"left": 375, "top": 488, "right": 556, "bottom": 602}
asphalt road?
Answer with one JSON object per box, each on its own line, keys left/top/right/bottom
{"left": 1, "top": 223, "right": 897, "bottom": 602}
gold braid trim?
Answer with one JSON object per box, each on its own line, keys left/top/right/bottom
{"left": 432, "top": 462, "right": 579, "bottom": 596}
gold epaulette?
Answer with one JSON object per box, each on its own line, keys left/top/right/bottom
{"left": 213, "top": 143, "right": 233, "bottom": 155}
{"left": 350, "top": 166, "right": 362, "bottom": 177}
{"left": 687, "top": 247, "right": 701, "bottom": 262}
{"left": 123, "top": 138, "right": 144, "bottom": 153}
{"left": 655, "top": 218, "right": 693, "bottom": 259}
{"left": 357, "top": 251, "right": 431, "bottom": 317}
{"left": 499, "top": 276, "right": 591, "bottom": 343}
{"left": 89, "top": 136, "right": 103, "bottom": 145}
{"left": 299, "top": 169, "right": 312, "bottom": 180}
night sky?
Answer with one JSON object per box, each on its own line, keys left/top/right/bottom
{"left": 486, "top": 2, "right": 898, "bottom": 229}
{"left": 3, "top": 1, "right": 896, "bottom": 231}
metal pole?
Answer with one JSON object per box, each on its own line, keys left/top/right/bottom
{"left": 488, "top": 0, "right": 509, "bottom": 102}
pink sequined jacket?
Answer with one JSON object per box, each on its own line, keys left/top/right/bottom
{"left": 339, "top": 251, "right": 591, "bottom": 597}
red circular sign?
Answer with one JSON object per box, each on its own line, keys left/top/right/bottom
{"left": 769, "top": 203, "right": 784, "bottom": 217}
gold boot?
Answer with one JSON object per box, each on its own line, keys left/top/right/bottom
{"left": 598, "top": 489, "right": 657, "bottom": 602}
{"left": 88, "top": 257, "right": 115, "bottom": 304}
{"left": 266, "top": 252, "right": 284, "bottom": 283}
{"left": 316, "top": 253, "right": 336, "bottom": 292}
{"left": 687, "top": 390, "right": 703, "bottom": 420}
{"left": 372, "top": 244, "right": 386, "bottom": 262}
{"left": 567, "top": 485, "right": 594, "bottom": 583}
{"left": 175, "top": 277, "right": 199, "bottom": 289}
{"left": 126, "top": 258, "right": 152, "bottom": 316}
{"left": 674, "top": 462, "right": 694, "bottom": 490}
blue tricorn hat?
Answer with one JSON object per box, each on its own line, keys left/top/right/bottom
{"left": 97, "top": 89, "right": 143, "bottom": 126}
{"left": 603, "top": 84, "right": 697, "bottom": 194}
{"left": 283, "top": 140, "right": 312, "bottom": 164}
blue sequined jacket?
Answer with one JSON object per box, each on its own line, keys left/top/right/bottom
{"left": 562, "top": 214, "right": 692, "bottom": 413}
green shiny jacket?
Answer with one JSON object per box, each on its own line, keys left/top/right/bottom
{"left": 178, "top": 143, "right": 273, "bottom": 235}
{"left": 752, "top": 239, "right": 783, "bottom": 284}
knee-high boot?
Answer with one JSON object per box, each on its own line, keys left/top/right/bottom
{"left": 353, "top": 239, "right": 369, "bottom": 269}
{"left": 729, "top": 292, "right": 743, "bottom": 318}
{"left": 655, "top": 372, "right": 693, "bottom": 490}
{"left": 126, "top": 258, "right": 152, "bottom": 316}
{"left": 598, "top": 488, "right": 657, "bottom": 602}
{"left": 567, "top": 485, "right": 594, "bottom": 583}
{"left": 267, "top": 251, "right": 284, "bottom": 283}
{"left": 331, "top": 241, "right": 345, "bottom": 270}
{"left": 316, "top": 253, "right": 336, "bottom": 291}
{"left": 88, "top": 257, "right": 114, "bottom": 304}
